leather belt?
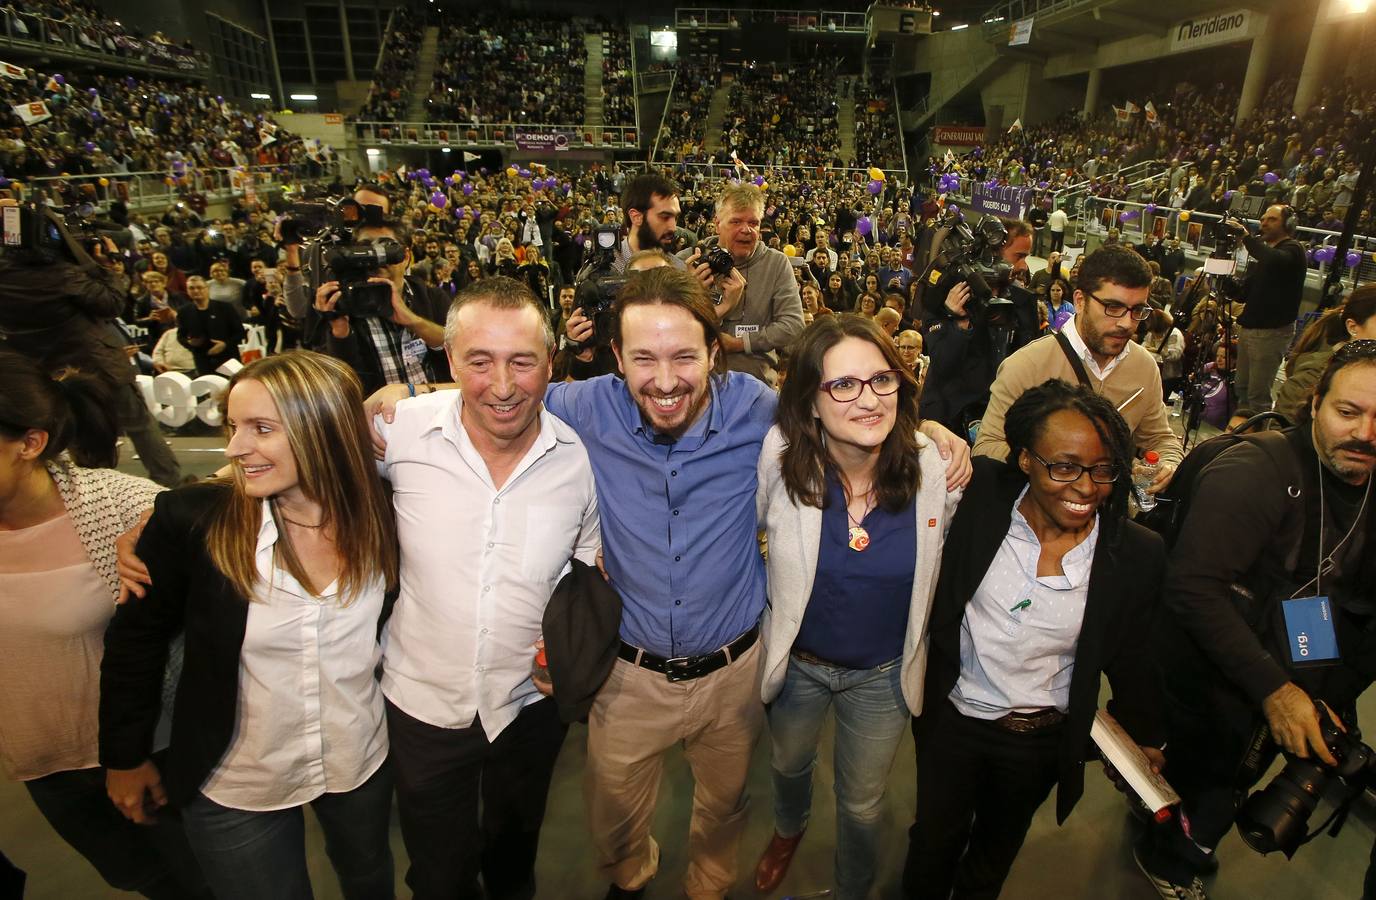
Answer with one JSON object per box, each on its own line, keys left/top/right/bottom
{"left": 790, "top": 648, "right": 848, "bottom": 669}
{"left": 991, "top": 708, "right": 1067, "bottom": 734}
{"left": 619, "top": 625, "right": 760, "bottom": 683}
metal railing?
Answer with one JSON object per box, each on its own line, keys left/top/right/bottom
{"left": 654, "top": 161, "right": 909, "bottom": 182}
{"left": 650, "top": 69, "right": 678, "bottom": 164}
{"left": 17, "top": 162, "right": 341, "bottom": 214}
{"left": 0, "top": 7, "right": 210, "bottom": 77}
{"left": 977, "top": 0, "right": 1100, "bottom": 41}
{"left": 352, "top": 120, "right": 641, "bottom": 150}
{"left": 675, "top": 8, "right": 868, "bottom": 32}
{"left": 636, "top": 68, "right": 674, "bottom": 94}
{"left": 892, "top": 79, "right": 910, "bottom": 183}
{"left": 628, "top": 31, "right": 643, "bottom": 154}
{"left": 1074, "top": 194, "right": 1376, "bottom": 290}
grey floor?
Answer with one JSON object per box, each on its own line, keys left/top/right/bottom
{"left": 4, "top": 433, "right": 1371, "bottom": 899}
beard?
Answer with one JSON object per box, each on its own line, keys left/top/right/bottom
{"left": 637, "top": 218, "right": 672, "bottom": 251}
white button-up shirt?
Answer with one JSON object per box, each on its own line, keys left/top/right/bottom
{"left": 377, "top": 391, "right": 600, "bottom": 740}
{"left": 950, "top": 487, "right": 1098, "bottom": 718}
{"left": 201, "top": 504, "right": 388, "bottom": 811}
{"left": 1061, "top": 314, "right": 1126, "bottom": 382}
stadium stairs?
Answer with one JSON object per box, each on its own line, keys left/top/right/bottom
{"left": 583, "top": 31, "right": 604, "bottom": 130}
{"left": 702, "top": 83, "right": 731, "bottom": 155}
{"left": 407, "top": 25, "right": 440, "bottom": 121}
{"left": 838, "top": 76, "right": 857, "bottom": 162}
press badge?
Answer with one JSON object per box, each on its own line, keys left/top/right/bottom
{"left": 1281, "top": 596, "right": 1340, "bottom": 667}
{"left": 735, "top": 324, "right": 759, "bottom": 338}
{"left": 401, "top": 337, "right": 428, "bottom": 364}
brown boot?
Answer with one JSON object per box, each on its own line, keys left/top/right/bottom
{"left": 753, "top": 829, "right": 805, "bottom": 894}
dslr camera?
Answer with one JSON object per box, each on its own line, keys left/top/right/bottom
{"left": 323, "top": 240, "right": 407, "bottom": 318}
{"left": 1235, "top": 703, "right": 1376, "bottom": 857}
{"left": 571, "top": 223, "right": 627, "bottom": 350}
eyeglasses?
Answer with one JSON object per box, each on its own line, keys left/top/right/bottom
{"left": 896, "top": 344, "right": 921, "bottom": 352}
{"left": 819, "top": 369, "right": 902, "bottom": 402}
{"left": 1027, "top": 449, "right": 1120, "bottom": 484}
{"left": 1085, "top": 289, "right": 1153, "bottom": 321}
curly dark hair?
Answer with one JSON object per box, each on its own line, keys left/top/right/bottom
{"left": 1003, "top": 378, "right": 1134, "bottom": 545}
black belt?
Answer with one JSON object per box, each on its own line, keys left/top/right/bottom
{"left": 991, "top": 707, "right": 1067, "bottom": 734}
{"left": 619, "top": 625, "right": 760, "bottom": 683}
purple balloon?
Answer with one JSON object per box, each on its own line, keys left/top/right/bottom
{"left": 431, "top": 191, "right": 447, "bottom": 208}
{"left": 1346, "top": 250, "right": 1363, "bottom": 268}
{"left": 1313, "top": 147, "right": 1326, "bottom": 157}
{"left": 753, "top": 175, "right": 765, "bottom": 187}
{"left": 1144, "top": 203, "right": 1157, "bottom": 214}
{"left": 53, "top": 74, "right": 63, "bottom": 85}
{"left": 1223, "top": 190, "right": 1234, "bottom": 200}
{"left": 868, "top": 179, "right": 883, "bottom": 195}
{"left": 856, "top": 217, "right": 872, "bottom": 236}
{"left": 87, "top": 87, "right": 98, "bottom": 97}
{"left": 1037, "top": 180, "right": 1049, "bottom": 189}
{"left": 1315, "top": 246, "right": 1336, "bottom": 264}
{"left": 462, "top": 182, "right": 475, "bottom": 196}
{"left": 84, "top": 141, "right": 95, "bottom": 152}
{"left": 1263, "top": 171, "right": 1279, "bottom": 185}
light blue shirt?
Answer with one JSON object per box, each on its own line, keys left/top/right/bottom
{"left": 950, "top": 486, "right": 1098, "bottom": 718}
{"left": 545, "top": 372, "right": 777, "bottom": 657}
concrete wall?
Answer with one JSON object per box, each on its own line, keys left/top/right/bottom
{"left": 1041, "top": 11, "right": 1267, "bottom": 80}
{"left": 100, "top": 0, "right": 267, "bottom": 53}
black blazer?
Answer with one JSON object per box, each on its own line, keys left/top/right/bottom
{"left": 99, "top": 482, "right": 394, "bottom": 807}
{"left": 921, "top": 457, "right": 1166, "bottom": 823}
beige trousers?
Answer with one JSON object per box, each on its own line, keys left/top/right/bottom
{"left": 584, "top": 639, "right": 765, "bottom": 900}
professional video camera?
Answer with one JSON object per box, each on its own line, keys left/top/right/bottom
{"left": 323, "top": 239, "right": 407, "bottom": 318}
{"left": 1, "top": 201, "right": 112, "bottom": 262}
{"left": 279, "top": 196, "right": 387, "bottom": 247}
{"left": 571, "top": 223, "right": 627, "bottom": 350}
{"left": 1235, "top": 703, "right": 1376, "bottom": 858}
{"left": 919, "top": 207, "right": 1038, "bottom": 343}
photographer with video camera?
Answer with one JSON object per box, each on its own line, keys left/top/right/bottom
{"left": 0, "top": 199, "right": 182, "bottom": 486}
{"left": 612, "top": 174, "right": 688, "bottom": 274}
{"left": 917, "top": 214, "right": 1037, "bottom": 436}
{"left": 1221, "top": 204, "right": 1307, "bottom": 423}
{"left": 279, "top": 182, "right": 392, "bottom": 344}
{"left": 313, "top": 219, "right": 451, "bottom": 396}
{"left": 1135, "top": 343, "right": 1376, "bottom": 900}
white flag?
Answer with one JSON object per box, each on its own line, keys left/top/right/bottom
{"left": 1007, "top": 118, "right": 1023, "bottom": 133}
{"left": 0, "top": 60, "right": 26, "bottom": 80}
{"left": 12, "top": 100, "right": 51, "bottom": 124}
{"left": 462, "top": 151, "right": 480, "bottom": 162}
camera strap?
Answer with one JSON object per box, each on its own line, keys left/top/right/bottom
{"left": 1054, "top": 330, "right": 1093, "bottom": 388}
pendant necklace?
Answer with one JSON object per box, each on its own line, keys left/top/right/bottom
{"left": 846, "top": 489, "right": 875, "bottom": 552}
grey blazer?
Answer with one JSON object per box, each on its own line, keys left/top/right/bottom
{"left": 755, "top": 424, "right": 962, "bottom": 713}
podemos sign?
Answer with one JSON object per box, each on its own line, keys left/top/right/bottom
{"left": 971, "top": 183, "right": 1032, "bottom": 219}
{"left": 514, "top": 129, "right": 573, "bottom": 152}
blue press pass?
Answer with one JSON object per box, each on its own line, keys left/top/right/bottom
{"left": 1281, "top": 596, "right": 1340, "bottom": 667}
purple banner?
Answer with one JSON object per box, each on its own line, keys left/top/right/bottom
{"left": 513, "top": 129, "right": 574, "bottom": 152}
{"left": 971, "top": 183, "right": 1033, "bottom": 219}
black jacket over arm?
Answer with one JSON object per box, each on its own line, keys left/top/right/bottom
{"left": 99, "top": 482, "right": 249, "bottom": 807}
{"left": 921, "top": 457, "right": 1167, "bottom": 823}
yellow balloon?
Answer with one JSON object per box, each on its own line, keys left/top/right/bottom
{"left": 506, "top": 166, "right": 518, "bottom": 178}
{"left": 98, "top": 177, "right": 109, "bottom": 187}
{"left": 760, "top": 181, "right": 768, "bottom": 191}
{"left": 61, "top": 171, "right": 70, "bottom": 177}
{"left": 1178, "top": 211, "right": 1190, "bottom": 222}
{"left": 164, "top": 176, "right": 175, "bottom": 186}
{"left": 783, "top": 244, "right": 797, "bottom": 257}
{"left": 771, "top": 114, "right": 780, "bottom": 124}
{"left": 869, "top": 167, "right": 886, "bottom": 182}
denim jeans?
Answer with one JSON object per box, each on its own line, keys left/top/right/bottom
{"left": 180, "top": 760, "right": 395, "bottom": 900}
{"left": 767, "top": 653, "right": 909, "bottom": 900}
{"left": 24, "top": 764, "right": 209, "bottom": 899}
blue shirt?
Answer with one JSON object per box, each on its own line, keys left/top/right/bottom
{"left": 545, "top": 372, "right": 776, "bottom": 657}
{"left": 794, "top": 473, "right": 916, "bottom": 669}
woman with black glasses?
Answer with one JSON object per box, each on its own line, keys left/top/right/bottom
{"left": 754, "top": 315, "right": 962, "bottom": 900}
{"left": 903, "top": 379, "right": 1167, "bottom": 900}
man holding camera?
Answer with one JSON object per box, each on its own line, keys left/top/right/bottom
{"left": 1223, "top": 204, "right": 1307, "bottom": 423}
{"left": 314, "top": 220, "right": 451, "bottom": 396}
{"left": 918, "top": 217, "right": 1033, "bottom": 435}
{"left": 1136, "top": 344, "right": 1376, "bottom": 900}
{"left": 676, "top": 184, "right": 803, "bottom": 388}
{"left": 280, "top": 182, "right": 393, "bottom": 336}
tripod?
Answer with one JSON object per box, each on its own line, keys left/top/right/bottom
{"left": 1172, "top": 273, "right": 1238, "bottom": 451}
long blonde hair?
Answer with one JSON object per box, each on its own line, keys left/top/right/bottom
{"left": 208, "top": 352, "right": 399, "bottom": 603}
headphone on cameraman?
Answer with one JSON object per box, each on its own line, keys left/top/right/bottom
{"left": 1277, "top": 203, "right": 1296, "bottom": 235}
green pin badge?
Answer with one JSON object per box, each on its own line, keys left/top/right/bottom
{"left": 1010, "top": 599, "right": 1032, "bottom": 613}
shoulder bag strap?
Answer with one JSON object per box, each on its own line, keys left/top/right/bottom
{"left": 1054, "top": 329, "right": 1093, "bottom": 388}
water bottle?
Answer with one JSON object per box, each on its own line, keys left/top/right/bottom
{"left": 1134, "top": 451, "right": 1160, "bottom": 512}
{"left": 1170, "top": 392, "right": 1184, "bottom": 418}
{"left": 532, "top": 646, "right": 550, "bottom": 684}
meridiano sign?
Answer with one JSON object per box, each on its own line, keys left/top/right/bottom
{"left": 1168, "top": 9, "right": 1252, "bottom": 52}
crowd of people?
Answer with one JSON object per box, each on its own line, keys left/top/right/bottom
{"left": 932, "top": 76, "right": 1372, "bottom": 232}
{"left": 721, "top": 58, "right": 844, "bottom": 168}
{"left": 424, "top": 13, "right": 588, "bottom": 125}
{"left": 357, "top": 7, "right": 421, "bottom": 122}
{"left": 601, "top": 29, "right": 635, "bottom": 128}
{"left": 852, "top": 74, "right": 902, "bottom": 171}
{"left": 0, "top": 66, "right": 328, "bottom": 184}
{"left": 1, "top": 0, "right": 200, "bottom": 68}
{"left": 654, "top": 57, "right": 717, "bottom": 163}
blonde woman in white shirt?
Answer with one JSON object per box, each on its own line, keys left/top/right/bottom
{"left": 102, "top": 351, "right": 400, "bottom": 900}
